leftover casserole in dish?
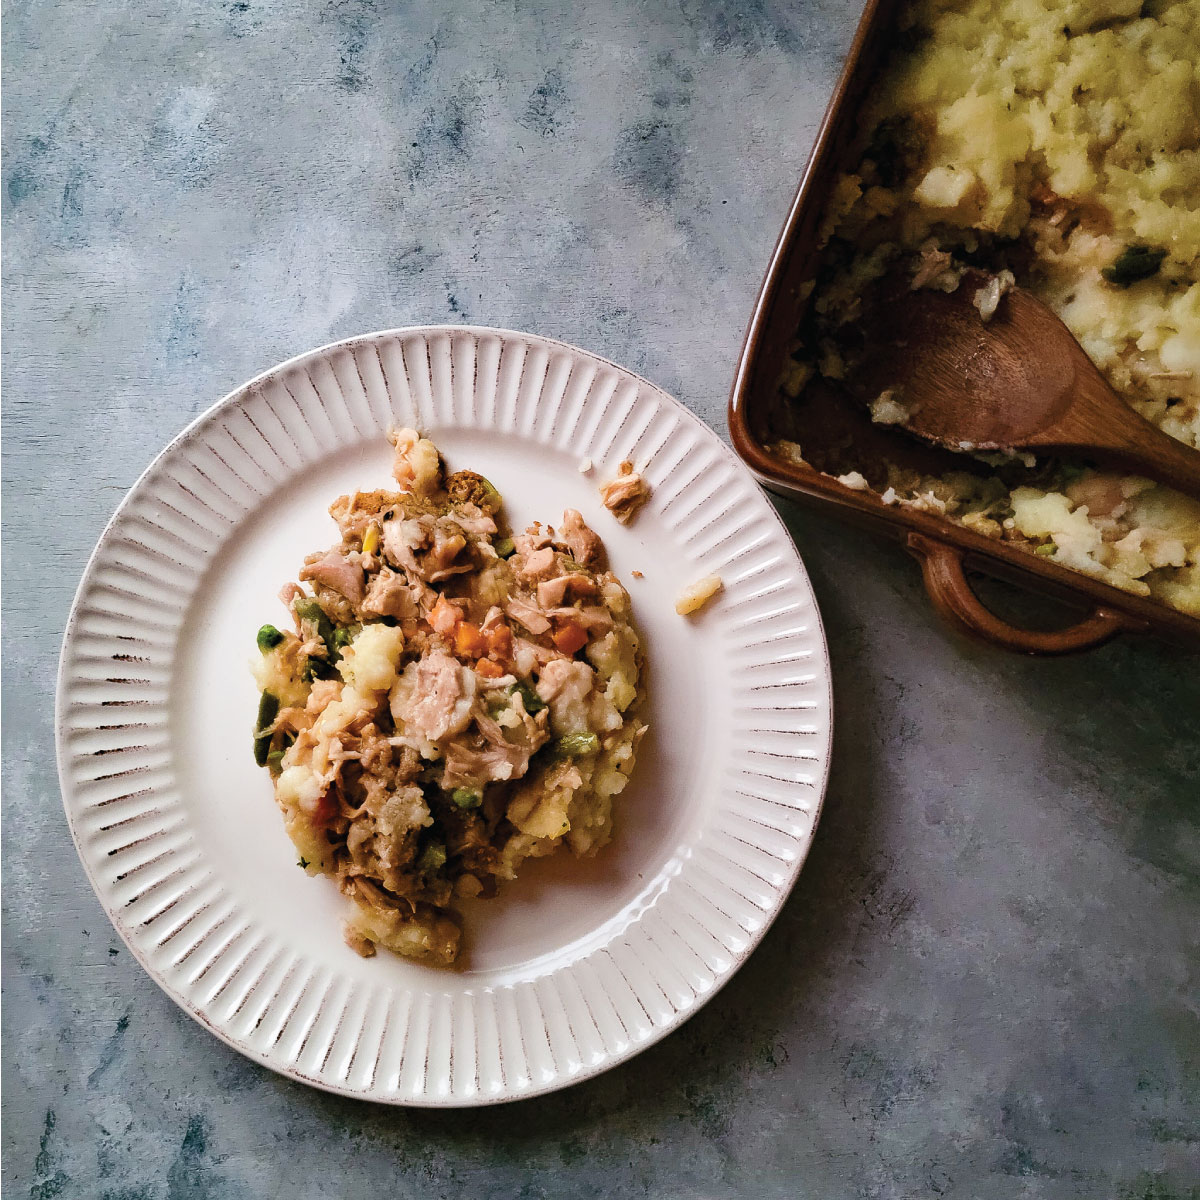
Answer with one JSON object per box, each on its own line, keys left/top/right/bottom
{"left": 774, "top": 0, "right": 1199, "bottom": 615}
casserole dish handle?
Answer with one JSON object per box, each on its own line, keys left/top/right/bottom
{"left": 906, "top": 533, "right": 1141, "bottom": 654}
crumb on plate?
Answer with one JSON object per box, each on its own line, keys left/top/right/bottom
{"left": 599, "top": 461, "right": 651, "bottom": 525}
{"left": 675, "top": 574, "right": 724, "bottom": 615}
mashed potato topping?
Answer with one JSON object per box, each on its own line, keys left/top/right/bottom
{"left": 777, "top": 0, "right": 1200, "bottom": 615}
{"left": 251, "top": 431, "right": 647, "bottom": 965}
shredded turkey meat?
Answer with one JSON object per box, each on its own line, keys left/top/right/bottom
{"left": 299, "top": 549, "right": 367, "bottom": 603}
{"left": 251, "top": 429, "right": 647, "bottom": 967}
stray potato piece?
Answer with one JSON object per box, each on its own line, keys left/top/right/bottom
{"left": 599, "top": 461, "right": 651, "bottom": 525}
{"left": 675, "top": 573, "right": 724, "bottom": 616}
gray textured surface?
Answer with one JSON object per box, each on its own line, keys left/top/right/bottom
{"left": 3, "top": 0, "right": 1198, "bottom": 1196}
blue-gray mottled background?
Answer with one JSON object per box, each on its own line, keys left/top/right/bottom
{"left": 3, "top": 1, "right": 1198, "bottom": 1197}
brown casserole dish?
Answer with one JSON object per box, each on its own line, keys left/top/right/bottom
{"left": 728, "top": 0, "right": 1200, "bottom": 655}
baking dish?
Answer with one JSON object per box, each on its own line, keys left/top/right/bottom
{"left": 727, "top": 0, "right": 1200, "bottom": 654}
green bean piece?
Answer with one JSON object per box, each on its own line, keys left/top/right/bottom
{"left": 296, "top": 597, "right": 338, "bottom": 648}
{"left": 494, "top": 537, "right": 516, "bottom": 559}
{"left": 253, "top": 691, "right": 280, "bottom": 766}
{"left": 332, "top": 626, "right": 354, "bottom": 650}
{"left": 451, "top": 787, "right": 482, "bottom": 810}
{"left": 1101, "top": 244, "right": 1166, "bottom": 287}
{"left": 294, "top": 597, "right": 341, "bottom": 661}
{"left": 554, "top": 731, "right": 599, "bottom": 757}
{"left": 294, "top": 597, "right": 324, "bottom": 625}
{"left": 301, "top": 656, "right": 338, "bottom": 682}
{"left": 418, "top": 840, "right": 447, "bottom": 873}
{"left": 256, "top": 624, "right": 285, "bottom": 652}
{"left": 512, "top": 681, "right": 546, "bottom": 714}
{"left": 1035, "top": 541, "right": 1057, "bottom": 556}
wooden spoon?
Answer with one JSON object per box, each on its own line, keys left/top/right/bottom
{"left": 841, "top": 267, "right": 1200, "bottom": 499}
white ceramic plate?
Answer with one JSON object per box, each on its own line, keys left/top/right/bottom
{"left": 56, "top": 326, "right": 832, "bottom": 1105}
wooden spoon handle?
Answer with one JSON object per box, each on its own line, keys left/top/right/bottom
{"left": 1099, "top": 422, "right": 1200, "bottom": 501}
{"left": 1047, "top": 371, "right": 1200, "bottom": 500}
{"left": 906, "top": 533, "right": 1137, "bottom": 654}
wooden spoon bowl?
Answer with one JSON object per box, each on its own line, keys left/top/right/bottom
{"left": 841, "top": 267, "right": 1200, "bottom": 499}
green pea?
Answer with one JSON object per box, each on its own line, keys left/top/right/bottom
{"left": 554, "top": 732, "right": 599, "bottom": 757}
{"left": 256, "top": 624, "right": 284, "bottom": 652}
{"left": 451, "top": 787, "right": 482, "bottom": 810}
{"left": 418, "top": 841, "right": 447, "bottom": 873}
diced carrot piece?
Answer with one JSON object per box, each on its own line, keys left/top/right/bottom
{"left": 552, "top": 621, "right": 588, "bottom": 655}
{"left": 455, "top": 621, "right": 487, "bottom": 658}
{"left": 475, "top": 657, "right": 505, "bottom": 679}
{"left": 430, "top": 594, "right": 463, "bottom": 635}
{"left": 485, "top": 623, "right": 513, "bottom": 660}
{"left": 310, "top": 790, "right": 338, "bottom": 828}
